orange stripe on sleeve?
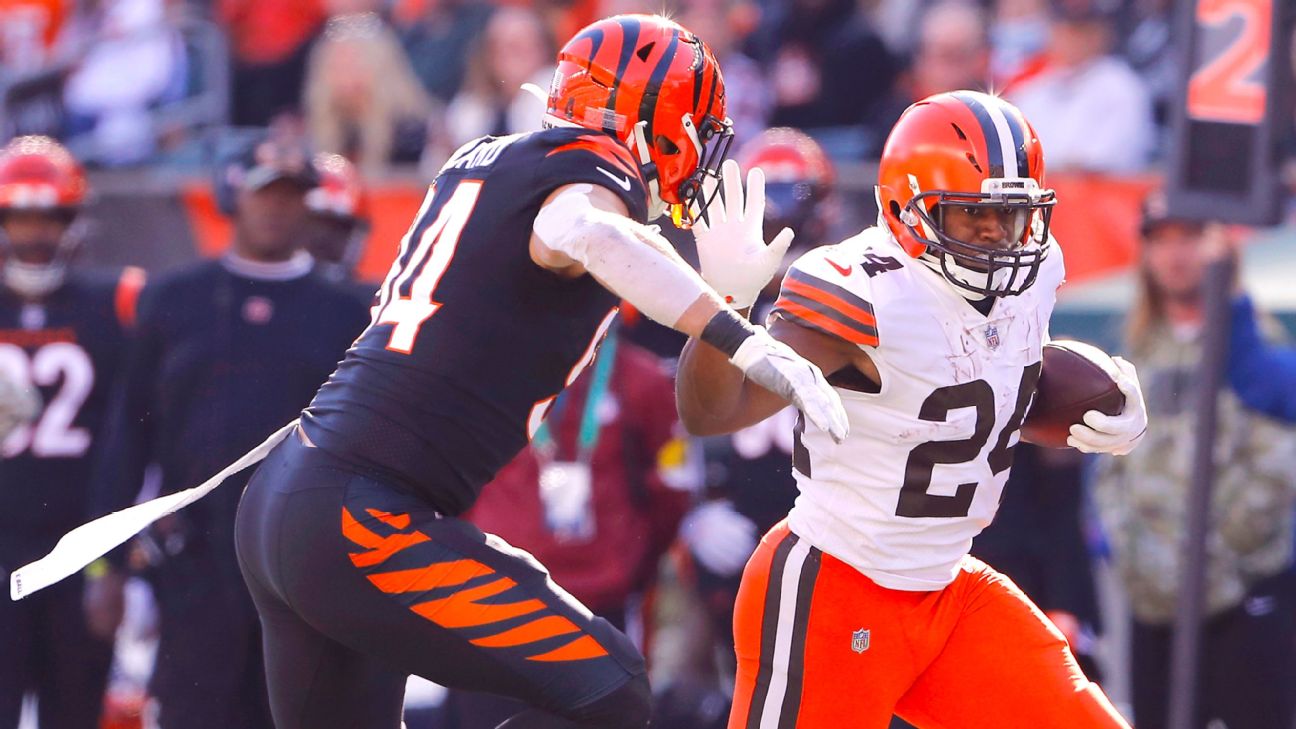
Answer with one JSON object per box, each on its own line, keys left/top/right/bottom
{"left": 782, "top": 277, "right": 877, "bottom": 329}
{"left": 546, "top": 138, "right": 639, "bottom": 179}
{"left": 775, "top": 298, "right": 880, "bottom": 347}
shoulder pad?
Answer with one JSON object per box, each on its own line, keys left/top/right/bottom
{"left": 773, "top": 245, "right": 880, "bottom": 348}
{"left": 536, "top": 128, "right": 650, "bottom": 223}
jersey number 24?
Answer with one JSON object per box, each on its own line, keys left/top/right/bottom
{"left": 896, "top": 362, "right": 1041, "bottom": 519}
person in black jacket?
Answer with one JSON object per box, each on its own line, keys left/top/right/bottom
{"left": 86, "top": 132, "right": 372, "bottom": 729}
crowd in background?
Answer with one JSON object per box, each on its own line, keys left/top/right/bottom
{"left": 1, "top": 0, "right": 1296, "bottom": 728}
{"left": 1, "top": 0, "right": 1200, "bottom": 174}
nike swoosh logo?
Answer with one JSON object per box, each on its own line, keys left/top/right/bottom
{"left": 596, "top": 167, "right": 632, "bottom": 191}
{"left": 825, "top": 258, "right": 853, "bottom": 277}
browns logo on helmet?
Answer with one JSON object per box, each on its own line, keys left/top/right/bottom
{"left": 877, "top": 91, "right": 1056, "bottom": 298}
{"left": 545, "top": 14, "right": 733, "bottom": 227}
{"left": 0, "top": 136, "right": 89, "bottom": 298}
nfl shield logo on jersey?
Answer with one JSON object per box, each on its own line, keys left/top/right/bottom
{"left": 851, "top": 628, "right": 870, "bottom": 653}
{"left": 984, "top": 324, "right": 1001, "bottom": 351}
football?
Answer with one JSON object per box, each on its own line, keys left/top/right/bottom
{"left": 1021, "top": 340, "right": 1125, "bottom": 449}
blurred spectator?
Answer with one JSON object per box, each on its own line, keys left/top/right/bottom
{"left": 303, "top": 152, "right": 372, "bottom": 286}
{"left": 866, "top": 0, "right": 930, "bottom": 56}
{"left": 748, "top": 0, "right": 899, "bottom": 153}
{"left": 443, "top": 6, "right": 552, "bottom": 147}
{"left": 1120, "top": 0, "right": 1175, "bottom": 130}
{"left": 1006, "top": 0, "right": 1154, "bottom": 172}
{"left": 219, "top": 0, "right": 326, "bottom": 126}
{"left": 62, "top": 0, "right": 185, "bottom": 166}
{"left": 440, "top": 326, "right": 698, "bottom": 729}
{"left": 304, "top": 12, "right": 434, "bottom": 173}
{"left": 531, "top": 0, "right": 599, "bottom": 44}
{"left": 0, "top": 0, "right": 70, "bottom": 73}
{"left": 87, "top": 133, "right": 372, "bottom": 729}
{"left": 394, "top": 0, "right": 495, "bottom": 103}
{"left": 989, "top": 0, "right": 1051, "bottom": 91}
{"left": 908, "top": 0, "right": 990, "bottom": 99}
{"left": 0, "top": 136, "right": 143, "bottom": 729}
{"left": 1092, "top": 196, "right": 1296, "bottom": 729}
{"left": 676, "top": 0, "right": 769, "bottom": 143}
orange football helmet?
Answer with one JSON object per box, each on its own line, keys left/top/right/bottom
{"left": 545, "top": 14, "right": 733, "bottom": 226}
{"left": 0, "top": 136, "right": 88, "bottom": 297}
{"left": 0, "top": 136, "right": 87, "bottom": 212}
{"left": 877, "top": 91, "right": 1055, "bottom": 298}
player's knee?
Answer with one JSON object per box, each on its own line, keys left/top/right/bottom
{"left": 574, "top": 672, "right": 651, "bottom": 728}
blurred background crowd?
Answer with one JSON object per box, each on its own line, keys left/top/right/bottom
{"left": 0, "top": 0, "right": 1224, "bottom": 172}
{"left": 1, "top": 0, "right": 1295, "bottom": 728}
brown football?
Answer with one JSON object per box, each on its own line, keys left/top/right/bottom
{"left": 1021, "top": 340, "right": 1125, "bottom": 449}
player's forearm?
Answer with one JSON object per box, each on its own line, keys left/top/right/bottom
{"left": 534, "top": 186, "right": 728, "bottom": 334}
{"left": 676, "top": 332, "right": 770, "bottom": 436}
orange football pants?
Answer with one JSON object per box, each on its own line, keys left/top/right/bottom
{"left": 728, "top": 522, "right": 1130, "bottom": 729}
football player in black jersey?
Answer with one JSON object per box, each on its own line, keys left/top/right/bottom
{"left": 234, "top": 14, "right": 847, "bottom": 729}
{"left": 0, "top": 136, "right": 145, "bottom": 729}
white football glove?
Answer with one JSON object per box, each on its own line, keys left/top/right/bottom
{"left": 680, "top": 499, "right": 758, "bottom": 577}
{"left": 731, "top": 327, "right": 849, "bottom": 443}
{"left": 1067, "top": 356, "right": 1147, "bottom": 456}
{"left": 0, "top": 368, "right": 39, "bottom": 442}
{"left": 694, "top": 158, "right": 794, "bottom": 310}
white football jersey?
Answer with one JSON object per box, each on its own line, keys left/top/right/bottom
{"left": 774, "top": 227, "right": 1065, "bottom": 591}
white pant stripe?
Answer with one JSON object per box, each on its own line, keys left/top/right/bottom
{"left": 757, "top": 537, "right": 812, "bottom": 727}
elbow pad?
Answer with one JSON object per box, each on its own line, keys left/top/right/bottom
{"left": 533, "top": 184, "right": 710, "bottom": 327}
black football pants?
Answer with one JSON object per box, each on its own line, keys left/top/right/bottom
{"left": 235, "top": 432, "right": 650, "bottom": 729}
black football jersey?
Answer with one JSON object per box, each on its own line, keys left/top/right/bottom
{"left": 0, "top": 269, "right": 140, "bottom": 565}
{"left": 302, "top": 127, "right": 651, "bottom": 515}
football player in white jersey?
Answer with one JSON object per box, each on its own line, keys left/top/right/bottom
{"left": 678, "top": 91, "right": 1147, "bottom": 727}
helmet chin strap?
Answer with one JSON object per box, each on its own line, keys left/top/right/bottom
{"left": 915, "top": 251, "right": 999, "bottom": 302}
{"left": 631, "top": 120, "right": 670, "bottom": 221}
{"left": 4, "top": 260, "right": 66, "bottom": 298}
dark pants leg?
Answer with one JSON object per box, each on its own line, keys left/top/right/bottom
{"left": 1132, "top": 568, "right": 1296, "bottom": 729}
{"left": 33, "top": 574, "right": 114, "bottom": 729}
{"left": 1203, "top": 569, "right": 1296, "bottom": 729}
{"left": 0, "top": 567, "right": 35, "bottom": 729}
{"left": 0, "top": 568, "right": 112, "bottom": 729}
{"left": 235, "top": 436, "right": 651, "bottom": 729}
{"left": 148, "top": 551, "right": 273, "bottom": 729}
{"left": 443, "top": 605, "right": 632, "bottom": 729}
{"left": 1131, "top": 619, "right": 1173, "bottom": 729}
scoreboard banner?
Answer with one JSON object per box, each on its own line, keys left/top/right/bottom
{"left": 1166, "top": 0, "right": 1292, "bottom": 225}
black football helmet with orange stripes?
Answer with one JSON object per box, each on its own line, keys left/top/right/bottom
{"left": 545, "top": 14, "right": 733, "bottom": 227}
{"left": 877, "top": 91, "right": 1056, "bottom": 298}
